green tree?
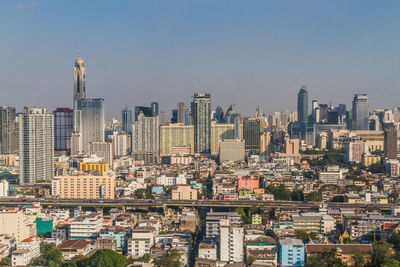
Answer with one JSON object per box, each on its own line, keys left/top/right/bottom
{"left": 85, "top": 249, "right": 128, "bottom": 267}
{"left": 371, "top": 240, "right": 395, "bottom": 267}
{"left": 304, "top": 249, "right": 346, "bottom": 267}
{"left": 308, "top": 191, "right": 322, "bottom": 202}
{"left": 0, "top": 257, "right": 11, "bottom": 266}
{"left": 31, "top": 243, "right": 63, "bottom": 267}
{"left": 156, "top": 249, "right": 181, "bottom": 267}
{"left": 246, "top": 255, "right": 256, "bottom": 266}
{"left": 351, "top": 250, "right": 367, "bottom": 267}
{"left": 388, "top": 232, "right": 400, "bottom": 251}
{"left": 291, "top": 190, "right": 304, "bottom": 201}
{"left": 382, "top": 258, "right": 400, "bottom": 267}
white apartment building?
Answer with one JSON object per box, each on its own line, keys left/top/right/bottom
{"left": 18, "top": 107, "right": 54, "bottom": 184}
{"left": 292, "top": 213, "right": 335, "bottom": 234}
{"left": 110, "top": 132, "right": 128, "bottom": 157}
{"left": 206, "top": 212, "right": 242, "bottom": 239}
{"left": 318, "top": 165, "right": 343, "bottom": 185}
{"left": 69, "top": 214, "right": 103, "bottom": 239}
{"left": 219, "top": 219, "right": 243, "bottom": 263}
{"left": 0, "top": 180, "right": 8, "bottom": 197}
{"left": 12, "top": 236, "right": 40, "bottom": 266}
{"left": 156, "top": 174, "right": 186, "bottom": 186}
{"left": 198, "top": 242, "right": 217, "bottom": 260}
{"left": 127, "top": 227, "right": 156, "bottom": 258}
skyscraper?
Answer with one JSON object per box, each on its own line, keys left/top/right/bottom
{"left": 151, "top": 102, "right": 159, "bottom": 117}
{"left": 73, "top": 55, "right": 86, "bottom": 105}
{"left": 76, "top": 98, "right": 105, "bottom": 153}
{"left": 352, "top": 94, "right": 369, "bottom": 130}
{"left": 53, "top": 108, "right": 73, "bottom": 152}
{"left": 19, "top": 107, "right": 54, "bottom": 184}
{"left": 0, "top": 106, "right": 17, "bottom": 154}
{"left": 177, "top": 102, "right": 186, "bottom": 124}
{"left": 134, "top": 106, "right": 153, "bottom": 121}
{"left": 384, "top": 126, "right": 397, "bottom": 159}
{"left": 214, "top": 106, "right": 224, "bottom": 123}
{"left": 122, "top": 107, "right": 132, "bottom": 133}
{"left": 171, "top": 109, "right": 178, "bottom": 123}
{"left": 225, "top": 105, "right": 241, "bottom": 139}
{"left": 132, "top": 112, "right": 159, "bottom": 164}
{"left": 297, "top": 86, "right": 308, "bottom": 126}
{"left": 191, "top": 93, "right": 212, "bottom": 155}
{"left": 243, "top": 118, "right": 261, "bottom": 153}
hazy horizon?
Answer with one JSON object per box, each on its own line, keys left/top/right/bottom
{"left": 1, "top": 0, "right": 399, "bottom": 120}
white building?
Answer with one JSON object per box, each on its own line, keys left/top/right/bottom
{"left": 127, "top": 227, "right": 156, "bottom": 258}
{"left": 110, "top": 132, "right": 128, "bottom": 157}
{"left": 18, "top": 107, "right": 54, "bottom": 184}
{"left": 69, "top": 214, "right": 103, "bottom": 239}
{"left": 132, "top": 112, "right": 159, "bottom": 164}
{"left": 0, "top": 180, "right": 8, "bottom": 197}
{"left": 219, "top": 219, "right": 243, "bottom": 263}
{"left": 206, "top": 212, "right": 242, "bottom": 239}
{"left": 198, "top": 242, "right": 217, "bottom": 261}
{"left": 156, "top": 174, "right": 187, "bottom": 187}
{"left": 18, "top": 236, "right": 40, "bottom": 262}
{"left": 318, "top": 165, "right": 343, "bottom": 185}
{"left": 292, "top": 213, "right": 335, "bottom": 234}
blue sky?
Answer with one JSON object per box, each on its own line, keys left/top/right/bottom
{"left": 0, "top": 0, "right": 399, "bottom": 118}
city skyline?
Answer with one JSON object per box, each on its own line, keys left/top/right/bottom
{"left": 1, "top": 0, "right": 399, "bottom": 118}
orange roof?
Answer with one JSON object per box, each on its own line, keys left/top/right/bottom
{"left": 21, "top": 236, "right": 39, "bottom": 242}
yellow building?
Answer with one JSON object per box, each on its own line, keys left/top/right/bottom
{"left": 361, "top": 154, "right": 380, "bottom": 167}
{"left": 160, "top": 123, "right": 194, "bottom": 156}
{"left": 171, "top": 185, "right": 197, "bottom": 200}
{"left": 211, "top": 122, "right": 234, "bottom": 155}
{"left": 79, "top": 162, "right": 109, "bottom": 175}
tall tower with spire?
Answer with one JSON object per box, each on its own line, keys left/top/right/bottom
{"left": 73, "top": 51, "right": 86, "bottom": 105}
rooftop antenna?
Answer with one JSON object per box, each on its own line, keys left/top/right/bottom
{"left": 77, "top": 49, "right": 81, "bottom": 58}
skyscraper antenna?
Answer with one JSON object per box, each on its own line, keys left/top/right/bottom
{"left": 77, "top": 49, "right": 80, "bottom": 58}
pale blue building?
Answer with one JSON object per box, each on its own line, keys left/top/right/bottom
{"left": 278, "top": 238, "right": 305, "bottom": 266}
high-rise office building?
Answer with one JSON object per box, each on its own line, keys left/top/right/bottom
{"left": 53, "top": 108, "right": 73, "bottom": 152}
{"left": 151, "top": 102, "right": 159, "bottom": 117}
{"left": 171, "top": 109, "right": 178, "bottom": 123}
{"left": 89, "top": 142, "right": 113, "bottom": 168}
{"left": 0, "top": 106, "right": 17, "bottom": 154}
{"left": 225, "top": 105, "right": 241, "bottom": 139}
{"left": 214, "top": 106, "right": 224, "bottom": 123}
{"left": 160, "top": 123, "right": 194, "bottom": 156}
{"left": 132, "top": 112, "right": 159, "bottom": 164}
{"left": 73, "top": 55, "right": 86, "bottom": 105}
{"left": 122, "top": 107, "right": 132, "bottom": 133}
{"left": 243, "top": 118, "right": 261, "bottom": 153}
{"left": 191, "top": 93, "right": 212, "bottom": 155}
{"left": 211, "top": 122, "right": 234, "bottom": 155}
{"left": 76, "top": 98, "right": 105, "bottom": 153}
{"left": 177, "top": 102, "right": 186, "bottom": 124}
{"left": 297, "top": 86, "right": 308, "bottom": 126}
{"left": 384, "top": 126, "right": 397, "bottom": 160}
{"left": 134, "top": 106, "right": 153, "bottom": 121}
{"left": 352, "top": 94, "right": 369, "bottom": 130}
{"left": 18, "top": 107, "right": 54, "bottom": 185}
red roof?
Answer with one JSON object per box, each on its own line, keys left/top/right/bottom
{"left": 57, "top": 239, "right": 91, "bottom": 249}
{"left": 21, "top": 236, "right": 39, "bottom": 242}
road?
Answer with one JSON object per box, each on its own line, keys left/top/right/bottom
{"left": 0, "top": 198, "right": 394, "bottom": 211}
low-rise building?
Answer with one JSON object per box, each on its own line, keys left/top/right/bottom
{"left": 171, "top": 185, "right": 198, "bottom": 200}
{"left": 69, "top": 214, "right": 103, "bottom": 239}
{"left": 292, "top": 213, "right": 335, "bottom": 234}
{"left": 57, "top": 239, "right": 92, "bottom": 260}
{"left": 306, "top": 244, "right": 372, "bottom": 266}
{"left": 278, "top": 238, "right": 305, "bottom": 267}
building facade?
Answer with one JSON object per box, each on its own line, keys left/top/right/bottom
{"left": 192, "top": 93, "right": 212, "bottom": 155}
{"left": 352, "top": 94, "right": 369, "bottom": 130}
{"left": 132, "top": 113, "right": 159, "bottom": 164}
{"left": 18, "top": 107, "right": 54, "bottom": 184}
{"left": 0, "top": 106, "right": 17, "bottom": 154}
{"left": 53, "top": 108, "right": 73, "bottom": 152}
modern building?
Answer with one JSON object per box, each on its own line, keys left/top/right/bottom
{"left": 128, "top": 227, "right": 156, "bottom": 258}
{"left": 318, "top": 165, "right": 343, "bottom": 185}
{"left": 134, "top": 106, "right": 153, "bottom": 120}
{"left": 73, "top": 55, "right": 86, "bottom": 105}
{"left": 89, "top": 142, "right": 113, "bottom": 168}
{"left": 0, "top": 179, "right": 9, "bottom": 197}
{"left": 151, "top": 102, "right": 159, "bottom": 116}
{"left": 297, "top": 86, "right": 308, "bottom": 126}
{"left": 76, "top": 98, "right": 105, "bottom": 153}
{"left": 219, "top": 219, "right": 243, "bottom": 263}
{"left": 292, "top": 213, "right": 335, "bottom": 234}
{"left": 352, "top": 94, "right": 369, "bottom": 130}
{"left": 132, "top": 112, "right": 159, "bottom": 164}
{"left": 225, "top": 105, "right": 241, "bottom": 139}
{"left": 384, "top": 126, "right": 397, "bottom": 159}
{"left": 0, "top": 106, "right": 17, "bottom": 154}
{"left": 122, "top": 107, "right": 133, "bottom": 133}
{"left": 68, "top": 214, "right": 103, "bottom": 239}
{"left": 171, "top": 185, "right": 198, "bottom": 200}
{"left": 18, "top": 107, "right": 54, "bottom": 184}
{"left": 177, "top": 102, "right": 187, "bottom": 124}
{"left": 344, "top": 141, "right": 368, "bottom": 163}
{"left": 278, "top": 238, "right": 305, "bottom": 267}
{"left": 214, "top": 106, "right": 224, "bottom": 123}
{"left": 53, "top": 108, "right": 73, "bottom": 152}
{"left": 52, "top": 173, "right": 115, "bottom": 199}
{"left": 219, "top": 139, "right": 245, "bottom": 162}
{"left": 211, "top": 122, "right": 234, "bottom": 155}
{"left": 243, "top": 118, "right": 261, "bottom": 153}
{"left": 110, "top": 131, "right": 128, "bottom": 157}
{"left": 160, "top": 123, "right": 194, "bottom": 156}
{"left": 206, "top": 212, "right": 242, "bottom": 239}
{"left": 192, "top": 93, "right": 212, "bottom": 155}
{"left": 0, "top": 210, "right": 35, "bottom": 242}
